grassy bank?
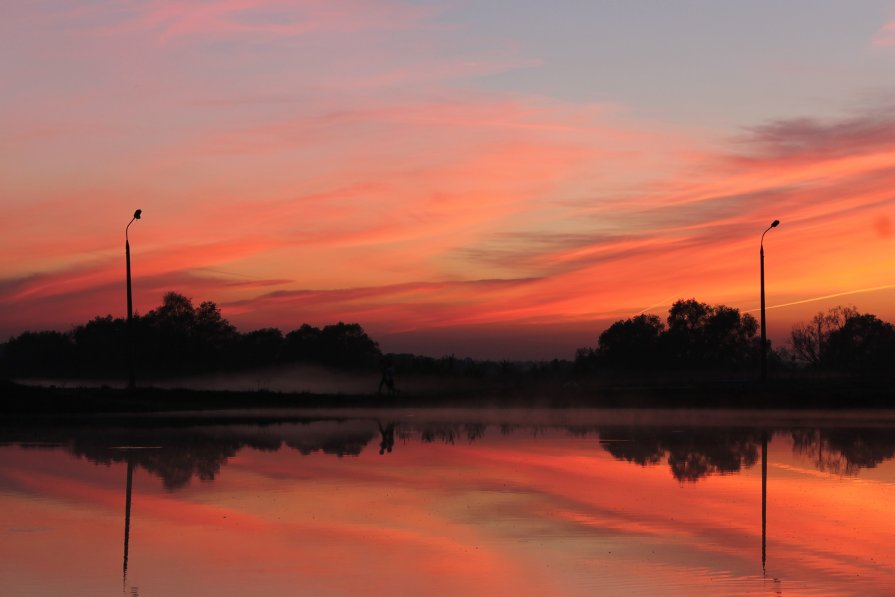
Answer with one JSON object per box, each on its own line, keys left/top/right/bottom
{"left": 2, "top": 376, "right": 892, "bottom": 416}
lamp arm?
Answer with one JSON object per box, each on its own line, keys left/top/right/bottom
{"left": 760, "top": 225, "right": 774, "bottom": 248}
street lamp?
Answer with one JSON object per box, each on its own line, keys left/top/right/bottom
{"left": 126, "top": 209, "right": 142, "bottom": 389}
{"left": 760, "top": 219, "right": 779, "bottom": 382}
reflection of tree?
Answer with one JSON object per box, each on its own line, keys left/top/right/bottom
{"left": 419, "top": 423, "right": 487, "bottom": 444}
{"left": 284, "top": 432, "right": 375, "bottom": 457}
{"left": 2, "top": 421, "right": 380, "bottom": 489}
{"left": 599, "top": 428, "right": 761, "bottom": 482}
{"left": 8, "top": 420, "right": 895, "bottom": 490}
{"left": 68, "top": 432, "right": 251, "bottom": 490}
{"left": 791, "top": 429, "right": 895, "bottom": 475}
{"left": 600, "top": 435, "right": 664, "bottom": 467}
{"left": 466, "top": 423, "right": 487, "bottom": 442}
{"left": 420, "top": 426, "right": 457, "bottom": 444}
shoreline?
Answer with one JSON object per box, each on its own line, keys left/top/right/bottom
{"left": 3, "top": 377, "right": 893, "bottom": 416}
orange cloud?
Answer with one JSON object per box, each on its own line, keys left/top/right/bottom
{"left": 3, "top": 2, "right": 894, "bottom": 358}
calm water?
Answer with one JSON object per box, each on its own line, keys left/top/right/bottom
{"left": 2, "top": 409, "right": 895, "bottom": 596}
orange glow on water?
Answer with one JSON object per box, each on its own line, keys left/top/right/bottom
{"left": 2, "top": 420, "right": 894, "bottom": 595}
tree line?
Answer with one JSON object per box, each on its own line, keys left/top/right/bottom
{"left": 575, "top": 298, "right": 895, "bottom": 375}
{"left": 0, "top": 291, "right": 382, "bottom": 378}
{"left": 2, "top": 293, "right": 892, "bottom": 381}
{"left": 788, "top": 305, "right": 895, "bottom": 373}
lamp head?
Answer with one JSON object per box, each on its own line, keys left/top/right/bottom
{"left": 771, "top": 219, "right": 779, "bottom": 228}
{"left": 134, "top": 209, "right": 142, "bottom": 220}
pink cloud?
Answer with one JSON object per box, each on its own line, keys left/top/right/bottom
{"left": 3, "top": 0, "right": 895, "bottom": 359}
{"left": 4, "top": 99, "right": 894, "bottom": 356}
{"left": 873, "top": 18, "right": 895, "bottom": 46}
{"left": 97, "top": 0, "right": 434, "bottom": 44}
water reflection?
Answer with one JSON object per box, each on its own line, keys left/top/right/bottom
{"left": 5, "top": 416, "right": 895, "bottom": 488}
{"left": 761, "top": 431, "right": 767, "bottom": 576}
{"left": 598, "top": 427, "right": 761, "bottom": 482}
{"left": 4, "top": 421, "right": 378, "bottom": 489}
{"left": 3, "top": 411, "right": 895, "bottom": 595}
{"left": 377, "top": 421, "right": 395, "bottom": 455}
{"left": 791, "top": 428, "right": 895, "bottom": 474}
{"left": 123, "top": 452, "right": 134, "bottom": 585}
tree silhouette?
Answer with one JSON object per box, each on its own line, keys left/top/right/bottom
{"left": 825, "top": 313, "right": 895, "bottom": 373}
{"left": 598, "top": 314, "right": 664, "bottom": 367}
{"left": 317, "top": 322, "right": 381, "bottom": 368}
{"left": 664, "top": 299, "right": 758, "bottom": 367}
{"left": 238, "top": 328, "right": 284, "bottom": 368}
{"left": 2, "top": 291, "right": 382, "bottom": 379}
{"left": 4, "top": 331, "right": 74, "bottom": 377}
{"left": 579, "top": 298, "right": 760, "bottom": 371}
{"left": 4, "top": 292, "right": 892, "bottom": 382}
{"left": 791, "top": 306, "right": 895, "bottom": 375}
{"left": 73, "top": 316, "right": 128, "bottom": 375}
{"left": 790, "top": 306, "right": 859, "bottom": 366}
{"left": 194, "top": 300, "right": 239, "bottom": 367}
{"left": 138, "top": 292, "right": 199, "bottom": 373}
{"left": 284, "top": 324, "right": 322, "bottom": 361}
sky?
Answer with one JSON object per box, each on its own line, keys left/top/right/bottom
{"left": 2, "top": 0, "right": 894, "bottom": 359}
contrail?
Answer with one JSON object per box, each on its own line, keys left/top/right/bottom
{"left": 745, "top": 283, "right": 895, "bottom": 313}
{"left": 637, "top": 292, "right": 681, "bottom": 315}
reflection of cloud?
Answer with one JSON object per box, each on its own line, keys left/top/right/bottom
{"left": 3, "top": 425, "right": 895, "bottom": 595}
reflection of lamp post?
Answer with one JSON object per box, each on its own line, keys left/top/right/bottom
{"left": 761, "top": 431, "right": 768, "bottom": 574}
{"left": 117, "top": 445, "right": 157, "bottom": 592}
{"left": 123, "top": 454, "right": 134, "bottom": 585}
{"left": 126, "top": 209, "right": 142, "bottom": 389}
{"left": 760, "top": 220, "right": 779, "bottom": 382}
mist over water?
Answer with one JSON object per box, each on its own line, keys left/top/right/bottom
{"left": 14, "top": 363, "right": 490, "bottom": 396}
{"left": 162, "top": 363, "right": 381, "bottom": 394}
{"left": 14, "top": 365, "right": 387, "bottom": 395}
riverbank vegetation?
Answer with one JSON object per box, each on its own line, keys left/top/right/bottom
{"left": 1, "top": 292, "right": 892, "bottom": 396}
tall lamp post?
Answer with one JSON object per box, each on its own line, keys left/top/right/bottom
{"left": 126, "top": 209, "right": 142, "bottom": 389}
{"left": 760, "top": 219, "right": 779, "bottom": 382}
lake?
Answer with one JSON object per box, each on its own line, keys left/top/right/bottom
{"left": 2, "top": 408, "right": 894, "bottom": 596}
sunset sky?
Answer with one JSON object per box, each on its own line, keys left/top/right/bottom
{"left": 2, "top": 0, "right": 894, "bottom": 358}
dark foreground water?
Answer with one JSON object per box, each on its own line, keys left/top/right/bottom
{"left": 2, "top": 409, "right": 894, "bottom": 596}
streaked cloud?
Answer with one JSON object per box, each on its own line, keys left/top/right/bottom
{"left": 95, "top": 0, "right": 433, "bottom": 43}
{"left": 2, "top": 1, "right": 894, "bottom": 356}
